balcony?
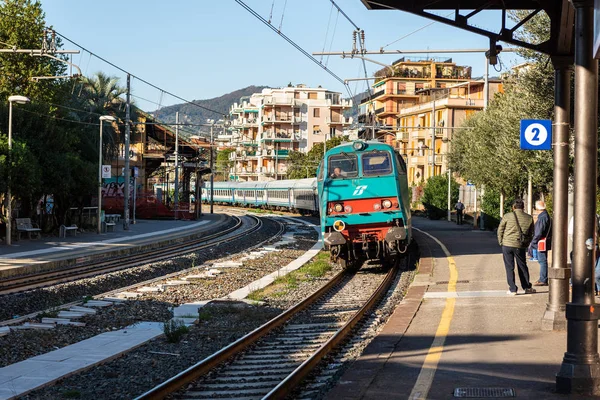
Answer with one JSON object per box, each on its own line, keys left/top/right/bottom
{"left": 262, "top": 130, "right": 299, "bottom": 141}
{"left": 263, "top": 98, "right": 299, "bottom": 107}
{"left": 262, "top": 149, "right": 290, "bottom": 158}
{"left": 326, "top": 116, "right": 351, "bottom": 125}
{"left": 410, "top": 130, "right": 426, "bottom": 139}
{"left": 327, "top": 98, "right": 352, "bottom": 108}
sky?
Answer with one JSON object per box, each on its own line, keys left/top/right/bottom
{"left": 40, "top": 0, "right": 525, "bottom": 113}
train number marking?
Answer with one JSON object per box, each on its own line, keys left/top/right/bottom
{"left": 353, "top": 185, "right": 368, "bottom": 196}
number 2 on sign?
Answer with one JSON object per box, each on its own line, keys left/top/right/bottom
{"left": 531, "top": 127, "right": 540, "bottom": 141}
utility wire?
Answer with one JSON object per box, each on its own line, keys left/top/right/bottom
{"left": 320, "top": 3, "right": 335, "bottom": 63}
{"left": 19, "top": 108, "right": 100, "bottom": 126}
{"left": 234, "top": 0, "right": 348, "bottom": 88}
{"left": 381, "top": 11, "right": 454, "bottom": 49}
{"left": 328, "top": 0, "right": 359, "bottom": 30}
{"left": 51, "top": 30, "right": 227, "bottom": 117}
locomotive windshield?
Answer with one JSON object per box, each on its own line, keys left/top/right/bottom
{"left": 328, "top": 153, "right": 358, "bottom": 179}
{"left": 362, "top": 151, "right": 393, "bottom": 176}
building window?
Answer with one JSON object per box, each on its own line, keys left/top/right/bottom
{"left": 330, "top": 127, "right": 336, "bottom": 137}
{"left": 308, "top": 92, "right": 318, "bottom": 100}
{"left": 313, "top": 125, "right": 321, "bottom": 134}
{"left": 313, "top": 108, "right": 320, "bottom": 118}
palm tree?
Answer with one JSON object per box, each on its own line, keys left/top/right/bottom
{"left": 76, "top": 72, "right": 128, "bottom": 160}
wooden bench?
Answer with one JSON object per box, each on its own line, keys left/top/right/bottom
{"left": 60, "top": 224, "right": 78, "bottom": 238}
{"left": 15, "top": 218, "right": 42, "bottom": 240}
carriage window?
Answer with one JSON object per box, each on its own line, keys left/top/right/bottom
{"left": 362, "top": 152, "right": 392, "bottom": 176}
{"left": 317, "top": 160, "right": 324, "bottom": 181}
{"left": 328, "top": 153, "right": 358, "bottom": 179}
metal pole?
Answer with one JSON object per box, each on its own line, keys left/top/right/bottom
{"left": 557, "top": 1, "right": 600, "bottom": 395}
{"left": 123, "top": 73, "right": 131, "bottom": 230}
{"left": 480, "top": 185, "right": 485, "bottom": 230}
{"left": 431, "top": 93, "right": 436, "bottom": 178}
{"left": 210, "top": 124, "right": 214, "bottom": 214}
{"left": 195, "top": 152, "right": 200, "bottom": 220}
{"left": 98, "top": 121, "right": 103, "bottom": 234}
{"left": 174, "top": 112, "right": 179, "bottom": 220}
{"left": 447, "top": 168, "right": 451, "bottom": 222}
{"left": 484, "top": 56, "right": 489, "bottom": 109}
{"left": 133, "top": 174, "right": 137, "bottom": 224}
{"left": 542, "top": 58, "right": 572, "bottom": 331}
{"left": 473, "top": 187, "right": 478, "bottom": 228}
{"left": 500, "top": 191, "right": 505, "bottom": 218}
{"left": 527, "top": 171, "right": 533, "bottom": 215}
{"left": 6, "top": 101, "right": 12, "bottom": 246}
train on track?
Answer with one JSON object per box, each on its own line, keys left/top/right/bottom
{"left": 201, "top": 178, "right": 318, "bottom": 214}
{"left": 201, "top": 139, "right": 412, "bottom": 269}
{"left": 318, "top": 140, "right": 412, "bottom": 269}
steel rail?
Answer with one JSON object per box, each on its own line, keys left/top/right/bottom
{"left": 137, "top": 265, "right": 398, "bottom": 399}
{"left": 0, "top": 215, "right": 257, "bottom": 295}
{"left": 135, "top": 269, "right": 347, "bottom": 400}
{"left": 0, "top": 214, "right": 286, "bottom": 327}
{"left": 265, "top": 264, "right": 398, "bottom": 398}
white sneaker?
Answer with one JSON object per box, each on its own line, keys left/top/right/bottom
{"left": 506, "top": 290, "right": 517, "bottom": 296}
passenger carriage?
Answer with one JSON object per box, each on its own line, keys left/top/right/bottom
{"left": 317, "top": 140, "right": 412, "bottom": 268}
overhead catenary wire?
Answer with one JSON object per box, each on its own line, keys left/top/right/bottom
{"left": 234, "top": 0, "right": 351, "bottom": 96}
{"left": 320, "top": 3, "right": 335, "bottom": 63}
{"left": 380, "top": 11, "right": 454, "bottom": 50}
{"left": 325, "top": 10, "right": 340, "bottom": 67}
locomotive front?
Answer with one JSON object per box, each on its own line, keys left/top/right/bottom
{"left": 318, "top": 141, "right": 411, "bottom": 269}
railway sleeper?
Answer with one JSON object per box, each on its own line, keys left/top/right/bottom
{"left": 284, "top": 322, "right": 344, "bottom": 330}
{"left": 196, "top": 380, "right": 289, "bottom": 390}
{"left": 199, "top": 373, "right": 291, "bottom": 384}
{"left": 223, "top": 362, "right": 300, "bottom": 371}
{"left": 214, "top": 369, "right": 296, "bottom": 378}
{"left": 184, "top": 387, "right": 272, "bottom": 398}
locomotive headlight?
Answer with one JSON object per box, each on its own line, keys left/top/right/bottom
{"left": 334, "top": 203, "right": 344, "bottom": 212}
{"left": 373, "top": 203, "right": 381, "bottom": 211}
{"left": 344, "top": 205, "right": 353, "bottom": 213}
{"left": 352, "top": 141, "right": 365, "bottom": 151}
{"left": 333, "top": 220, "right": 346, "bottom": 232}
{"left": 382, "top": 199, "right": 392, "bottom": 209}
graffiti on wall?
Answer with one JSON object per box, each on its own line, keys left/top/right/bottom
{"left": 101, "top": 178, "right": 139, "bottom": 198}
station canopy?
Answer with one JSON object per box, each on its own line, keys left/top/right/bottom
{"left": 360, "top": 0, "right": 573, "bottom": 57}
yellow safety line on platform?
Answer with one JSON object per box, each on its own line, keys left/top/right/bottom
{"left": 409, "top": 228, "right": 458, "bottom": 400}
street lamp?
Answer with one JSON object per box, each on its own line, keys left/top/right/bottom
{"left": 98, "top": 115, "right": 116, "bottom": 234}
{"left": 5, "top": 95, "right": 30, "bottom": 246}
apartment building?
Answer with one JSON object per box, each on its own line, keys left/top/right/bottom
{"left": 358, "top": 56, "right": 502, "bottom": 185}
{"left": 226, "top": 85, "right": 352, "bottom": 181}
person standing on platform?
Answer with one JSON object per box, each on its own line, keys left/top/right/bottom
{"left": 455, "top": 200, "right": 465, "bottom": 225}
{"left": 497, "top": 199, "right": 536, "bottom": 295}
{"left": 532, "top": 200, "right": 552, "bottom": 286}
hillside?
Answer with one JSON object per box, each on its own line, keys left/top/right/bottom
{"left": 153, "top": 85, "right": 269, "bottom": 132}
{"left": 154, "top": 85, "right": 363, "bottom": 135}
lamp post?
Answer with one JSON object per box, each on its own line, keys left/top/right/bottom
{"left": 6, "top": 95, "right": 30, "bottom": 246}
{"left": 98, "top": 115, "right": 116, "bottom": 234}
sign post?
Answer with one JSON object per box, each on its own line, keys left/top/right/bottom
{"left": 595, "top": 0, "right": 600, "bottom": 59}
{"left": 132, "top": 167, "right": 138, "bottom": 224}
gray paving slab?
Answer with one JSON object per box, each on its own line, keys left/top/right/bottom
{"left": 0, "top": 322, "right": 163, "bottom": 399}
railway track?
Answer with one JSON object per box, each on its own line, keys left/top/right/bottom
{"left": 0, "top": 214, "right": 261, "bottom": 296}
{"left": 137, "top": 263, "right": 397, "bottom": 400}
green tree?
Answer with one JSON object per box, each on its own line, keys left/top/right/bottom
{"left": 421, "top": 175, "right": 459, "bottom": 220}
{"left": 216, "top": 148, "right": 233, "bottom": 181}
{"left": 285, "top": 136, "right": 349, "bottom": 180}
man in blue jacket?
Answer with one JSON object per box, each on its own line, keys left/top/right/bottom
{"left": 532, "top": 200, "right": 552, "bottom": 286}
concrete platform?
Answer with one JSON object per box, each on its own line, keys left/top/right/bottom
{"left": 0, "top": 214, "right": 228, "bottom": 279}
{"left": 327, "top": 217, "right": 594, "bottom": 400}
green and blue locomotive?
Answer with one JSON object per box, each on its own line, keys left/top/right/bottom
{"left": 317, "top": 140, "right": 412, "bottom": 268}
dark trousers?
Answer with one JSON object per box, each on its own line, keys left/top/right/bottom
{"left": 502, "top": 246, "right": 532, "bottom": 293}
{"left": 456, "top": 211, "right": 463, "bottom": 225}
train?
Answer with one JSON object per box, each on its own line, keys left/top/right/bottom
{"left": 317, "top": 140, "right": 412, "bottom": 269}
{"left": 201, "top": 178, "right": 318, "bottom": 214}
{"left": 200, "top": 139, "right": 412, "bottom": 269}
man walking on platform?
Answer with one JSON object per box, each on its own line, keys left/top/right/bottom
{"left": 455, "top": 200, "right": 465, "bottom": 225}
{"left": 497, "top": 199, "right": 536, "bottom": 295}
{"left": 532, "top": 200, "right": 551, "bottom": 286}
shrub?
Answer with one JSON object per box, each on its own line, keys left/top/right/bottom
{"left": 421, "top": 175, "right": 459, "bottom": 220}
{"left": 163, "top": 319, "right": 190, "bottom": 343}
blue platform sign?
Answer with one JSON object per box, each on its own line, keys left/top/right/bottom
{"left": 520, "top": 119, "right": 552, "bottom": 150}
